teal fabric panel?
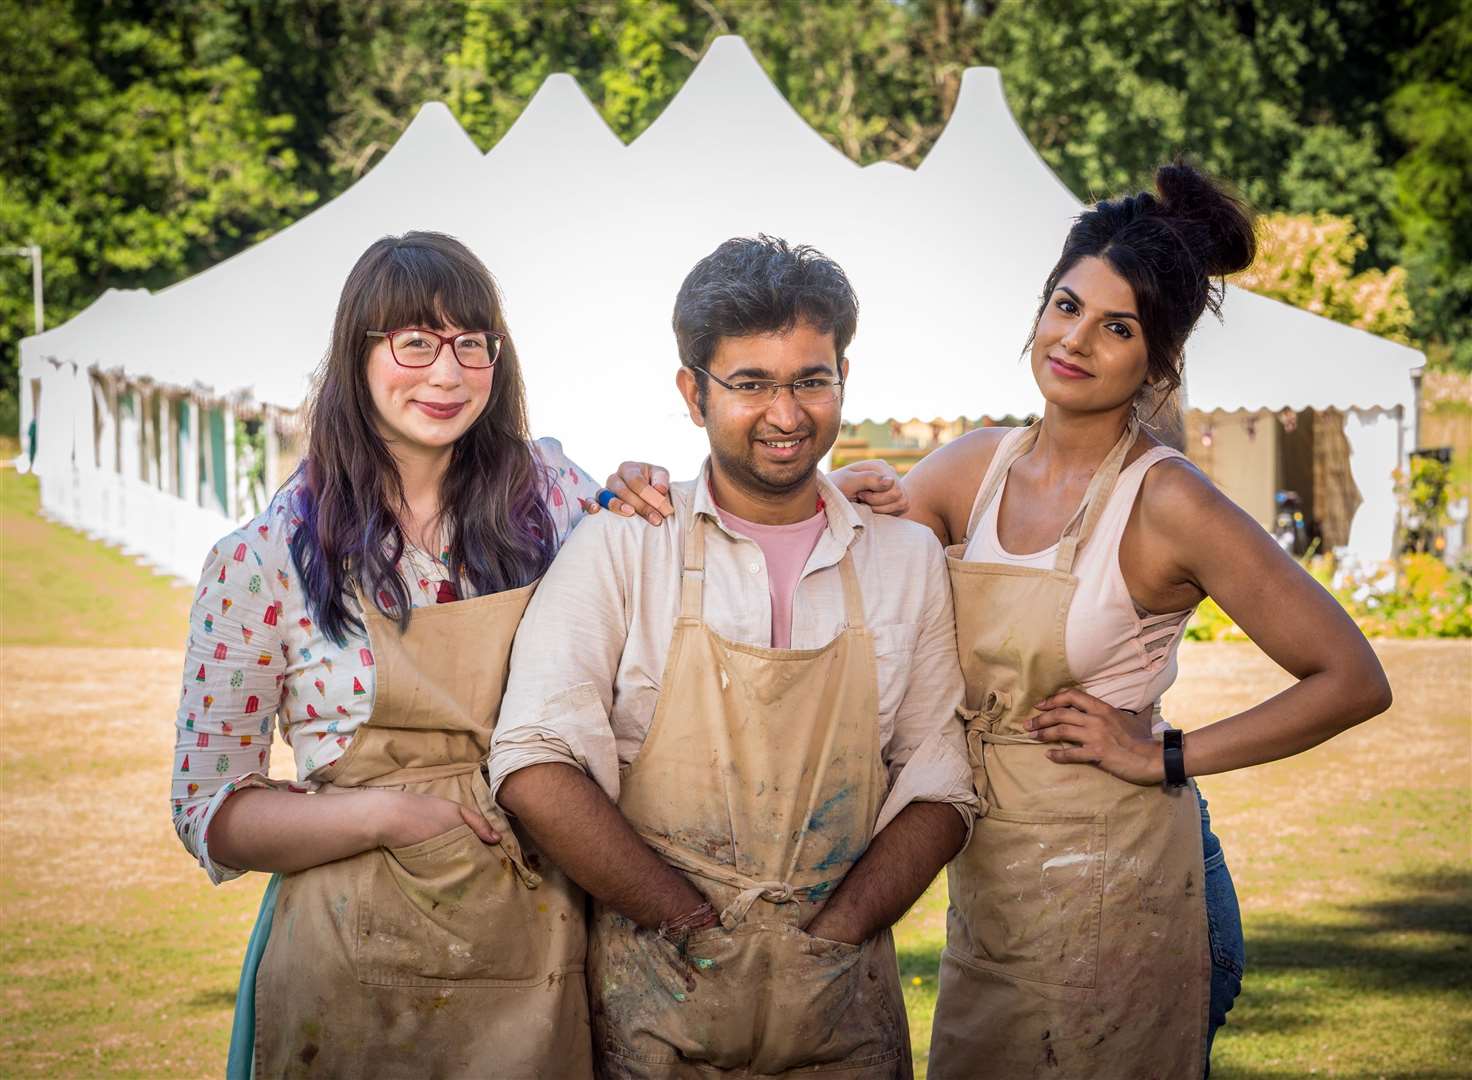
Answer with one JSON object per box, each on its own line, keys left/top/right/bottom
{"left": 226, "top": 874, "right": 280, "bottom": 1080}
{"left": 208, "top": 408, "right": 228, "bottom": 510}
{"left": 175, "top": 400, "right": 189, "bottom": 496}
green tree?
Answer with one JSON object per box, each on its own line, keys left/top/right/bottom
{"left": 715, "top": 0, "right": 960, "bottom": 164}
{"left": 1385, "top": 2, "right": 1472, "bottom": 371}
{"left": 446, "top": 0, "right": 701, "bottom": 150}
{"left": 1234, "top": 212, "right": 1414, "bottom": 341}
{"left": 976, "top": 2, "right": 1402, "bottom": 236}
{"left": 966, "top": 0, "right": 1456, "bottom": 363}
{"left": 7, "top": 0, "right": 1463, "bottom": 427}
{"left": 0, "top": 0, "right": 316, "bottom": 422}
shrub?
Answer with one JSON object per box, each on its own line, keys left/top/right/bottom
{"left": 1186, "top": 553, "right": 1472, "bottom": 640}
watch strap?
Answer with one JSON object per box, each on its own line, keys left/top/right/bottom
{"left": 1162, "top": 728, "right": 1188, "bottom": 788}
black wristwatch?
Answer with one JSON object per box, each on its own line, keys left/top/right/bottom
{"left": 1162, "top": 729, "right": 1188, "bottom": 788}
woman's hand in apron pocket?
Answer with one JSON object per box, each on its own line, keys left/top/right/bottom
{"left": 1027, "top": 688, "right": 1163, "bottom": 785}
{"left": 330, "top": 787, "right": 502, "bottom": 849}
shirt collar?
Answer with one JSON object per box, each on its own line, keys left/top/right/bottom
{"left": 688, "top": 458, "right": 863, "bottom": 551}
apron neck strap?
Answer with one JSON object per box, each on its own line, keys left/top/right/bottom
{"left": 680, "top": 508, "right": 706, "bottom": 622}
{"left": 961, "top": 417, "right": 1139, "bottom": 575}
{"left": 964, "top": 422, "right": 1039, "bottom": 543}
{"left": 679, "top": 506, "right": 867, "bottom": 631}
{"left": 1053, "top": 416, "right": 1139, "bottom": 575}
{"left": 836, "top": 548, "right": 866, "bottom": 630}
{"left": 351, "top": 579, "right": 384, "bottom": 631}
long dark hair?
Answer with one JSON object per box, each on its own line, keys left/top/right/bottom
{"left": 289, "top": 231, "right": 557, "bottom": 644}
{"left": 1032, "top": 161, "right": 1258, "bottom": 403}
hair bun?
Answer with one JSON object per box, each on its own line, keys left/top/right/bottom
{"left": 1153, "top": 161, "right": 1256, "bottom": 277}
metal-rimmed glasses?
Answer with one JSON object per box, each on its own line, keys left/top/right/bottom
{"left": 695, "top": 366, "right": 844, "bottom": 406}
{"left": 366, "top": 328, "right": 503, "bottom": 369}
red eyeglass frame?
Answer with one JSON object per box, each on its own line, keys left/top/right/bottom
{"left": 365, "top": 328, "right": 504, "bottom": 369}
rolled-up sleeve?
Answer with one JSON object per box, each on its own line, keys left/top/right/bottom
{"left": 871, "top": 538, "right": 978, "bottom": 839}
{"left": 172, "top": 529, "right": 288, "bottom": 884}
{"left": 490, "top": 513, "right": 631, "bottom": 805}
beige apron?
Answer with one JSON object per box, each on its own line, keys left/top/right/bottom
{"left": 928, "top": 421, "right": 1208, "bottom": 1080}
{"left": 589, "top": 501, "right": 910, "bottom": 1079}
{"left": 254, "top": 582, "right": 592, "bottom": 1079}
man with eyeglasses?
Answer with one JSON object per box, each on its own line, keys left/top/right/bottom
{"left": 492, "top": 235, "right": 976, "bottom": 1077}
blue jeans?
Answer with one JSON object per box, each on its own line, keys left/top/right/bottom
{"left": 1200, "top": 788, "right": 1244, "bottom": 1078}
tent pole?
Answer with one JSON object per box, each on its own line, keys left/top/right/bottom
{"left": 264, "top": 408, "right": 280, "bottom": 495}
{"left": 160, "top": 394, "right": 175, "bottom": 497}
{"left": 185, "top": 397, "right": 201, "bottom": 506}
{"left": 224, "top": 403, "right": 238, "bottom": 519}
{"left": 143, "top": 389, "right": 158, "bottom": 488}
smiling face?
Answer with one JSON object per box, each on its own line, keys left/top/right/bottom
{"left": 1030, "top": 256, "right": 1150, "bottom": 413}
{"left": 365, "top": 324, "right": 496, "bottom": 459}
{"left": 677, "top": 320, "right": 847, "bottom": 517}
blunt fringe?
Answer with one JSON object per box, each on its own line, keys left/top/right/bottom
{"left": 288, "top": 231, "right": 557, "bottom": 645}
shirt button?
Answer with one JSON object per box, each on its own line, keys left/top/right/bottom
{"left": 748, "top": 563, "right": 759, "bottom": 574}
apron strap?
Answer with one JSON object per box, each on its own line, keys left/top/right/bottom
{"left": 836, "top": 547, "right": 866, "bottom": 630}
{"left": 962, "top": 423, "right": 1039, "bottom": 545}
{"left": 958, "top": 418, "right": 1139, "bottom": 569}
{"left": 1053, "top": 417, "right": 1138, "bottom": 575}
{"left": 679, "top": 492, "right": 866, "bottom": 632}
{"left": 680, "top": 503, "right": 706, "bottom": 623}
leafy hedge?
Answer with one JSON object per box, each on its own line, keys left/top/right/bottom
{"left": 1187, "top": 553, "right": 1472, "bottom": 640}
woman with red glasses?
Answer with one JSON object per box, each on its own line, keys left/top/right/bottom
{"left": 171, "top": 232, "right": 601, "bottom": 1077}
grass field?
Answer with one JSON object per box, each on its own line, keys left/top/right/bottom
{"left": 2, "top": 467, "right": 1469, "bottom": 1077}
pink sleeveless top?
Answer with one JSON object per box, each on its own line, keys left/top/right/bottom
{"left": 962, "top": 426, "right": 1196, "bottom": 716}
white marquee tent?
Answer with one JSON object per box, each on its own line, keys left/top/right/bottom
{"left": 18, "top": 35, "right": 1422, "bottom": 578}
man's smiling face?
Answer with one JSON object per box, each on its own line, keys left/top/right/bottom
{"left": 680, "top": 320, "right": 847, "bottom": 500}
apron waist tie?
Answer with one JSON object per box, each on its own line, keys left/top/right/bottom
{"left": 722, "top": 881, "right": 801, "bottom": 930}
{"left": 638, "top": 832, "right": 832, "bottom": 930}
{"left": 959, "top": 703, "right": 1040, "bottom": 747}
{"left": 344, "top": 760, "right": 483, "bottom": 787}
{"left": 975, "top": 729, "right": 1041, "bottom": 746}
{"left": 964, "top": 700, "right": 1164, "bottom": 747}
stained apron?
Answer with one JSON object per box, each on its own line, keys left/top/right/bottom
{"left": 928, "top": 420, "right": 1209, "bottom": 1080}
{"left": 590, "top": 499, "right": 909, "bottom": 1078}
{"left": 240, "top": 582, "right": 591, "bottom": 1078}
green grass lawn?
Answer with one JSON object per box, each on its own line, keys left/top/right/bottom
{"left": 1, "top": 469, "right": 193, "bottom": 648}
{"left": 2, "top": 467, "right": 1469, "bottom": 1077}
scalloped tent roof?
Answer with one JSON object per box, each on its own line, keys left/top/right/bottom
{"left": 21, "top": 102, "right": 489, "bottom": 408}
{"left": 20, "top": 288, "right": 152, "bottom": 379}
{"left": 21, "top": 34, "right": 1421, "bottom": 478}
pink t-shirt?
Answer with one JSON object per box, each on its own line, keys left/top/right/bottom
{"left": 716, "top": 503, "right": 828, "bottom": 649}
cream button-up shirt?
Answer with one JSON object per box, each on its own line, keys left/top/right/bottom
{"left": 490, "top": 465, "right": 978, "bottom": 838}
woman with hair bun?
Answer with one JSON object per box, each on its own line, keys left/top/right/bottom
{"left": 897, "top": 162, "right": 1392, "bottom": 1077}
{"left": 598, "top": 162, "right": 1392, "bottom": 1075}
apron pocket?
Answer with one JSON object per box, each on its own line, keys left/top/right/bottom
{"left": 957, "top": 808, "right": 1106, "bottom": 989}
{"left": 750, "top": 924, "right": 899, "bottom": 1073}
{"left": 612, "top": 922, "right": 897, "bottom": 1072}
{"left": 356, "top": 823, "right": 542, "bottom": 986}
